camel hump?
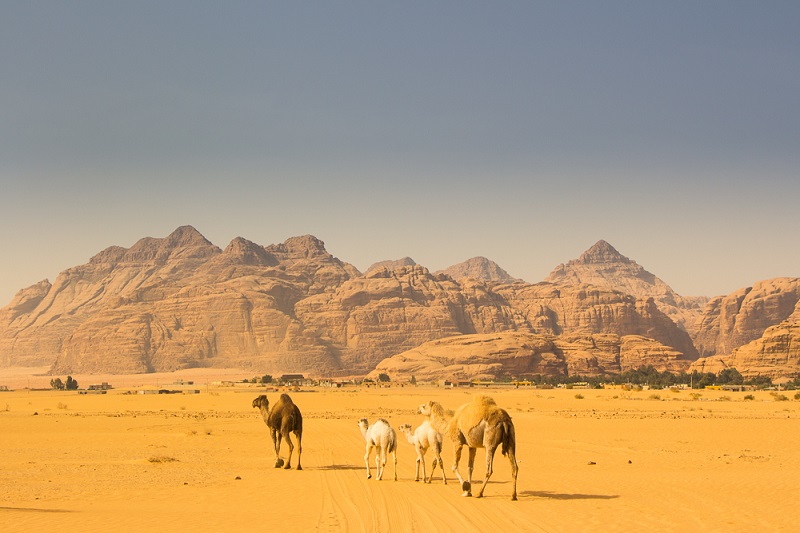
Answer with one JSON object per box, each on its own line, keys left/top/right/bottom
{"left": 376, "top": 418, "right": 391, "bottom": 427}
{"left": 279, "top": 393, "right": 294, "bottom": 404}
{"left": 472, "top": 395, "right": 497, "bottom": 409}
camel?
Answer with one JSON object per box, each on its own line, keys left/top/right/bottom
{"left": 419, "top": 395, "right": 518, "bottom": 500}
{"left": 252, "top": 394, "right": 303, "bottom": 470}
{"left": 398, "top": 421, "right": 446, "bottom": 484}
{"left": 357, "top": 418, "right": 398, "bottom": 481}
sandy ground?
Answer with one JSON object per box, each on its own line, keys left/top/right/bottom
{"left": 1, "top": 369, "right": 799, "bottom": 532}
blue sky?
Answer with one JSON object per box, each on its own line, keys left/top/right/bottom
{"left": 1, "top": 1, "right": 798, "bottom": 305}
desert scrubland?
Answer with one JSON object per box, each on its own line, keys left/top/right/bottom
{"left": 1, "top": 369, "right": 799, "bottom": 532}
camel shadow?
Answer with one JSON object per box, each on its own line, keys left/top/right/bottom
{"left": 519, "top": 490, "right": 620, "bottom": 500}
{"left": 309, "top": 464, "right": 363, "bottom": 471}
{"left": 0, "top": 506, "right": 74, "bottom": 513}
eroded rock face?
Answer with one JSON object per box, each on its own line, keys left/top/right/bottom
{"left": 0, "top": 227, "right": 360, "bottom": 374}
{"left": 492, "top": 282, "right": 699, "bottom": 359}
{"left": 369, "top": 332, "right": 690, "bottom": 382}
{"left": 692, "top": 278, "right": 800, "bottom": 357}
{"left": 546, "top": 240, "right": 708, "bottom": 334}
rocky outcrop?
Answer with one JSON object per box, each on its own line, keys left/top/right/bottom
{"left": 494, "top": 282, "right": 699, "bottom": 359}
{"left": 546, "top": 240, "right": 708, "bottom": 334}
{"left": 692, "top": 298, "right": 800, "bottom": 379}
{"left": 370, "top": 332, "right": 689, "bottom": 382}
{"left": 435, "top": 256, "right": 519, "bottom": 283}
{"left": 692, "top": 278, "right": 800, "bottom": 357}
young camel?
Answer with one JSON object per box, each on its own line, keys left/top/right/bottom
{"left": 398, "top": 421, "right": 446, "bottom": 484}
{"left": 252, "top": 394, "right": 303, "bottom": 470}
{"left": 357, "top": 418, "right": 398, "bottom": 481}
{"left": 419, "top": 395, "right": 518, "bottom": 500}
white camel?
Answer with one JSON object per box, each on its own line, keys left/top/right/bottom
{"left": 398, "top": 421, "right": 446, "bottom": 484}
{"left": 357, "top": 418, "right": 398, "bottom": 481}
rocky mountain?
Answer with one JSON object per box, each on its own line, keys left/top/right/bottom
{"left": 435, "top": 256, "right": 518, "bottom": 283}
{"left": 1, "top": 226, "right": 796, "bottom": 380}
{"left": 0, "top": 227, "right": 360, "bottom": 373}
{"left": 545, "top": 240, "right": 708, "bottom": 334}
{"left": 369, "top": 332, "right": 689, "bottom": 383}
{"left": 692, "top": 278, "right": 800, "bottom": 357}
{"left": 690, "top": 278, "right": 800, "bottom": 379}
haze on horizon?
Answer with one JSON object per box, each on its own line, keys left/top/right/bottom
{"left": 1, "top": 1, "right": 798, "bottom": 307}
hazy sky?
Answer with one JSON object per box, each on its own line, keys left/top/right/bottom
{"left": 1, "top": 1, "right": 798, "bottom": 306}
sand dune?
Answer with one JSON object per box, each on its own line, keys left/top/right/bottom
{"left": 1, "top": 372, "right": 799, "bottom": 531}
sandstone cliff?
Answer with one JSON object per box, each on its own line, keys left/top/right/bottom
{"left": 0, "top": 227, "right": 361, "bottom": 373}
{"left": 369, "top": 332, "right": 689, "bottom": 382}
{"left": 692, "top": 277, "right": 800, "bottom": 358}
{"left": 692, "top": 295, "right": 800, "bottom": 379}
{"left": 546, "top": 240, "right": 708, "bottom": 334}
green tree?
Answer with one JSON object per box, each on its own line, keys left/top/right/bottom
{"left": 65, "top": 376, "right": 79, "bottom": 390}
{"left": 378, "top": 373, "right": 391, "bottom": 383}
{"left": 410, "top": 375, "right": 417, "bottom": 386}
{"left": 717, "top": 368, "right": 743, "bottom": 385}
{"left": 50, "top": 378, "right": 65, "bottom": 390}
{"left": 260, "top": 374, "right": 273, "bottom": 384}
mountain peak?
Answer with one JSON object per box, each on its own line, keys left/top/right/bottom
{"left": 576, "top": 240, "right": 631, "bottom": 265}
{"left": 365, "top": 257, "right": 417, "bottom": 275}
{"left": 165, "top": 225, "right": 212, "bottom": 247}
{"left": 436, "top": 256, "right": 518, "bottom": 282}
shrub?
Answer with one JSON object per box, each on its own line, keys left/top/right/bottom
{"left": 648, "top": 394, "right": 661, "bottom": 401}
{"left": 574, "top": 393, "right": 584, "bottom": 400}
{"left": 744, "top": 394, "right": 755, "bottom": 401}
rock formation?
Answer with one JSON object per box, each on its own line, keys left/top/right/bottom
{"left": 692, "top": 277, "right": 800, "bottom": 357}
{"left": 3, "top": 226, "right": 796, "bottom": 379}
{"left": 370, "top": 332, "right": 689, "bottom": 382}
{"left": 546, "top": 240, "right": 708, "bottom": 334}
{"left": 692, "top": 293, "right": 800, "bottom": 379}
{"left": 435, "top": 256, "right": 519, "bottom": 283}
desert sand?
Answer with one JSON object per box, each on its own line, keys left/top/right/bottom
{"left": 1, "top": 368, "right": 799, "bottom": 532}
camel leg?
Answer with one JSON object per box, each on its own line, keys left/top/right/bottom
{"left": 376, "top": 446, "right": 384, "bottom": 481}
{"left": 364, "top": 444, "right": 373, "bottom": 479}
{"left": 476, "top": 445, "right": 497, "bottom": 498}
{"left": 417, "top": 446, "right": 425, "bottom": 482}
{"left": 392, "top": 448, "right": 397, "bottom": 481}
{"left": 283, "top": 430, "right": 293, "bottom": 469}
{"left": 271, "top": 429, "right": 283, "bottom": 468}
{"left": 465, "top": 447, "right": 477, "bottom": 497}
{"left": 435, "top": 445, "right": 446, "bottom": 484}
{"left": 414, "top": 456, "right": 421, "bottom": 482}
{"left": 452, "top": 444, "right": 471, "bottom": 496}
{"left": 426, "top": 450, "right": 436, "bottom": 484}
{"left": 505, "top": 448, "right": 519, "bottom": 501}
{"left": 295, "top": 430, "right": 303, "bottom": 471}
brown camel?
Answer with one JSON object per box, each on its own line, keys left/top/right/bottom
{"left": 253, "top": 394, "right": 303, "bottom": 470}
{"left": 419, "top": 395, "right": 518, "bottom": 500}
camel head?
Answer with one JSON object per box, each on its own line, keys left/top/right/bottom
{"left": 398, "top": 423, "right": 413, "bottom": 436}
{"left": 419, "top": 401, "right": 439, "bottom": 417}
{"left": 252, "top": 394, "right": 269, "bottom": 410}
{"left": 357, "top": 418, "right": 369, "bottom": 430}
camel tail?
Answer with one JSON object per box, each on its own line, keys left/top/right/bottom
{"left": 501, "top": 418, "right": 516, "bottom": 457}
